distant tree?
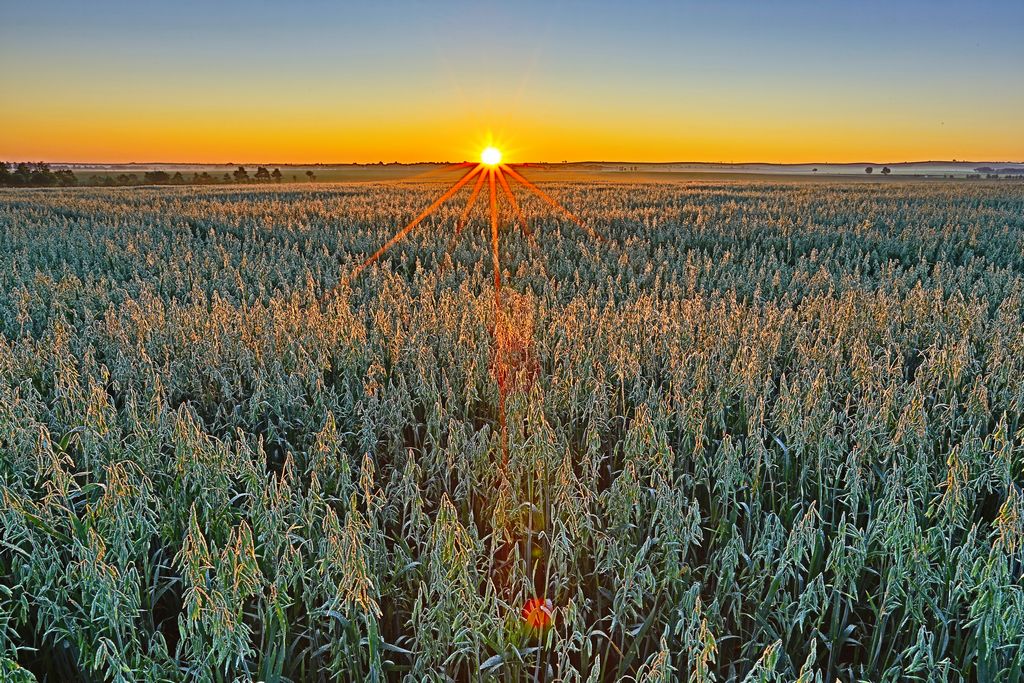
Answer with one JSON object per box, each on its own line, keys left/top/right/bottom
{"left": 305, "top": 170, "right": 315, "bottom": 182}
{"left": 271, "top": 168, "right": 283, "bottom": 183}
{"left": 0, "top": 162, "right": 9, "bottom": 186}
{"left": 144, "top": 170, "right": 171, "bottom": 184}
{"left": 255, "top": 166, "right": 271, "bottom": 182}
{"left": 30, "top": 163, "right": 57, "bottom": 186}
{"left": 865, "top": 167, "right": 874, "bottom": 174}
{"left": 812, "top": 168, "right": 818, "bottom": 173}
{"left": 881, "top": 166, "right": 891, "bottom": 175}
{"left": 223, "top": 173, "right": 231, "bottom": 183}
{"left": 233, "top": 166, "right": 250, "bottom": 183}
{"left": 171, "top": 171, "right": 185, "bottom": 184}
{"left": 54, "top": 169, "right": 78, "bottom": 187}
{"left": 292, "top": 175, "right": 298, "bottom": 182}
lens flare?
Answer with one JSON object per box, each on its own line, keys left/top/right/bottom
{"left": 522, "top": 598, "right": 553, "bottom": 631}
{"left": 347, "top": 147, "right": 602, "bottom": 476}
{"left": 481, "top": 146, "right": 502, "bottom": 166}
{"left": 349, "top": 148, "right": 598, "bottom": 285}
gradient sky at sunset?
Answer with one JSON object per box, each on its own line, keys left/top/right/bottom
{"left": 2, "top": 0, "right": 1022, "bottom": 164}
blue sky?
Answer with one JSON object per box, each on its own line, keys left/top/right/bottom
{"left": 2, "top": 0, "right": 1022, "bottom": 162}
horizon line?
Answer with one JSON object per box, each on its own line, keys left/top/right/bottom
{"left": 12, "top": 158, "right": 1024, "bottom": 168}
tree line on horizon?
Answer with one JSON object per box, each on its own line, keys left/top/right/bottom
{"left": 0, "top": 162, "right": 78, "bottom": 187}
{"left": 0, "top": 163, "right": 319, "bottom": 188}
{"left": 87, "top": 166, "right": 315, "bottom": 187}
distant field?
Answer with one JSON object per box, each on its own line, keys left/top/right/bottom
{"left": 2, "top": 180, "right": 1024, "bottom": 681}
{"left": 59, "top": 160, "right": 1024, "bottom": 187}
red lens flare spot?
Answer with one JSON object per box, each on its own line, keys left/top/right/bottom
{"left": 522, "top": 597, "right": 553, "bottom": 630}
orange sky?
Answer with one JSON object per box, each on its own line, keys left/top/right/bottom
{"left": 2, "top": 2, "right": 1022, "bottom": 164}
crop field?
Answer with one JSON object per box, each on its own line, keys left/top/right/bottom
{"left": 2, "top": 180, "right": 1024, "bottom": 682}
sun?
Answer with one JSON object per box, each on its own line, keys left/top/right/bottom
{"left": 481, "top": 146, "right": 502, "bottom": 166}
{"left": 351, "top": 146, "right": 601, "bottom": 292}
{"left": 349, "top": 145, "right": 603, "bottom": 474}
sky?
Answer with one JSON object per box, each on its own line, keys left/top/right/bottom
{"left": 1, "top": 0, "right": 1022, "bottom": 164}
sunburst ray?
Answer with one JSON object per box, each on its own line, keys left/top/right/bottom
{"left": 495, "top": 166, "right": 532, "bottom": 239}
{"left": 351, "top": 147, "right": 599, "bottom": 296}
{"left": 454, "top": 168, "right": 488, "bottom": 241}
{"left": 488, "top": 168, "right": 501, "bottom": 304}
{"left": 349, "top": 163, "right": 484, "bottom": 279}
{"left": 501, "top": 165, "right": 603, "bottom": 242}
{"left": 349, "top": 146, "right": 600, "bottom": 478}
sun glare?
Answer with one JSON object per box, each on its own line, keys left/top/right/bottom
{"left": 348, "top": 144, "right": 601, "bottom": 473}
{"left": 481, "top": 146, "right": 502, "bottom": 166}
{"left": 352, "top": 144, "right": 599, "bottom": 293}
